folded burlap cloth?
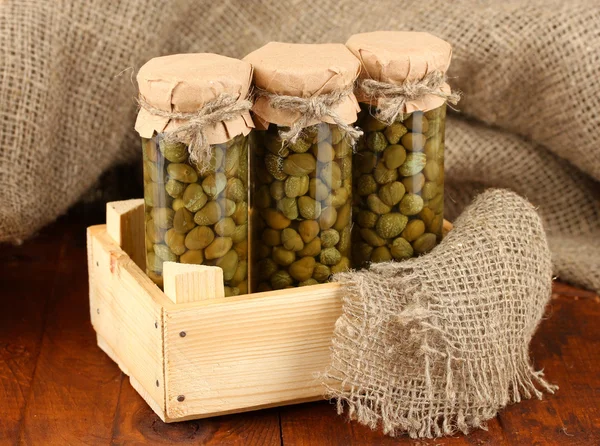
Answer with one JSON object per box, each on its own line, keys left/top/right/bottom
{"left": 326, "top": 189, "right": 557, "bottom": 438}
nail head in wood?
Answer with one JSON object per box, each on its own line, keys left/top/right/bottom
{"left": 179, "top": 331, "right": 186, "bottom": 338}
{"left": 177, "top": 395, "right": 185, "bottom": 402}
{"left": 156, "top": 380, "right": 159, "bottom": 387}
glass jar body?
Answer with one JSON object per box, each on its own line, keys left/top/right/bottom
{"left": 353, "top": 104, "right": 446, "bottom": 267}
{"left": 250, "top": 123, "right": 353, "bottom": 291}
{"left": 142, "top": 133, "right": 249, "bottom": 295}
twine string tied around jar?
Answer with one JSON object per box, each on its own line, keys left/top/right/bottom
{"left": 358, "top": 71, "right": 461, "bottom": 125}
{"left": 255, "top": 87, "right": 363, "bottom": 144}
{"left": 138, "top": 94, "right": 252, "bottom": 173}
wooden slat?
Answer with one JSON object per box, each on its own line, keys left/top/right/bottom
{"left": 106, "top": 199, "right": 146, "bottom": 270}
{"left": 162, "top": 283, "right": 344, "bottom": 421}
{"left": 163, "top": 262, "right": 225, "bottom": 304}
{"left": 88, "top": 225, "right": 170, "bottom": 420}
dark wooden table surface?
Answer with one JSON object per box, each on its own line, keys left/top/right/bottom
{"left": 1, "top": 211, "right": 599, "bottom": 445}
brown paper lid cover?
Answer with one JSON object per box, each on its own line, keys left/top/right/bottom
{"left": 135, "top": 53, "right": 254, "bottom": 143}
{"left": 346, "top": 31, "right": 453, "bottom": 112}
{"left": 243, "top": 43, "right": 361, "bottom": 128}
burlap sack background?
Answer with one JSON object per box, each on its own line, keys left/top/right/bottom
{"left": 1, "top": 0, "right": 599, "bottom": 291}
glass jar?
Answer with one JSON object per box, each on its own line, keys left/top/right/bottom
{"left": 244, "top": 42, "right": 361, "bottom": 291}
{"left": 251, "top": 123, "right": 353, "bottom": 291}
{"left": 353, "top": 104, "right": 446, "bottom": 267}
{"left": 136, "top": 53, "right": 253, "bottom": 294}
{"left": 142, "top": 134, "right": 249, "bottom": 294}
{"left": 346, "top": 31, "right": 455, "bottom": 267}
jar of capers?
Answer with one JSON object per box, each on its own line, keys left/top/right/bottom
{"left": 346, "top": 32, "right": 458, "bottom": 267}
{"left": 136, "top": 54, "right": 254, "bottom": 295}
{"left": 244, "top": 43, "right": 361, "bottom": 291}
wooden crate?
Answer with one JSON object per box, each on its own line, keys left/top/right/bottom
{"left": 87, "top": 199, "right": 345, "bottom": 422}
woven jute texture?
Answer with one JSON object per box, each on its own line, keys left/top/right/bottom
{"left": 328, "top": 189, "right": 558, "bottom": 438}
{"left": 1, "top": 0, "right": 598, "bottom": 292}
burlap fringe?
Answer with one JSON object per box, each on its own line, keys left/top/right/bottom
{"left": 254, "top": 87, "right": 363, "bottom": 143}
{"left": 358, "top": 71, "right": 460, "bottom": 124}
{"left": 138, "top": 94, "right": 252, "bottom": 173}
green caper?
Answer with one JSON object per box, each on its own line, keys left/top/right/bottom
{"left": 400, "top": 133, "right": 426, "bottom": 152}
{"left": 421, "top": 181, "right": 438, "bottom": 200}
{"left": 319, "top": 206, "right": 337, "bottom": 230}
{"left": 263, "top": 208, "right": 291, "bottom": 230}
{"left": 298, "top": 196, "right": 322, "bottom": 220}
{"left": 216, "top": 250, "right": 239, "bottom": 281}
{"left": 423, "top": 160, "right": 441, "bottom": 181}
{"left": 373, "top": 160, "right": 398, "bottom": 184}
{"left": 231, "top": 260, "right": 248, "bottom": 285}
{"left": 271, "top": 270, "right": 294, "bottom": 290}
{"left": 164, "top": 229, "right": 186, "bottom": 255}
{"left": 265, "top": 153, "right": 287, "bottom": 180}
{"left": 401, "top": 219, "right": 425, "bottom": 242}
{"left": 255, "top": 185, "right": 272, "bottom": 209}
{"left": 185, "top": 226, "right": 215, "bottom": 250}
{"left": 299, "top": 278, "right": 319, "bottom": 287}
{"left": 402, "top": 173, "right": 425, "bottom": 193}
{"left": 288, "top": 136, "right": 312, "bottom": 153}
{"left": 383, "top": 144, "right": 407, "bottom": 169}
{"left": 193, "top": 201, "right": 221, "bottom": 225}
{"left": 298, "top": 238, "right": 321, "bottom": 257}
{"left": 375, "top": 213, "right": 408, "bottom": 239}
{"left": 285, "top": 175, "right": 309, "bottom": 198}
{"left": 360, "top": 228, "right": 387, "bottom": 247}
{"left": 283, "top": 153, "right": 316, "bottom": 176}
{"left": 366, "top": 132, "right": 388, "bottom": 152}
{"left": 413, "top": 233, "right": 437, "bottom": 254}
{"left": 224, "top": 178, "right": 246, "bottom": 202}
{"left": 202, "top": 172, "right": 227, "bottom": 198}
{"left": 404, "top": 112, "right": 429, "bottom": 133}
{"left": 289, "top": 257, "right": 316, "bottom": 282}
{"left": 182, "top": 183, "right": 208, "bottom": 212}
{"left": 151, "top": 208, "right": 175, "bottom": 229}
{"left": 362, "top": 114, "right": 387, "bottom": 132}
{"left": 320, "top": 162, "right": 343, "bottom": 189}
{"left": 367, "top": 194, "right": 392, "bottom": 215}
{"left": 270, "top": 181, "right": 286, "bottom": 200}
{"left": 276, "top": 197, "right": 299, "bottom": 220}
{"left": 165, "top": 179, "right": 185, "bottom": 198}
{"left": 357, "top": 174, "right": 378, "bottom": 196}
{"left": 167, "top": 163, "right": 198, "bottom": 183}
{"left": 357, "top": 210, "right": 378, "bottom": 228}
{"left": 205, "top": 237, "right": 233, "bottom": 259}
{"left": 320, "top": 229, "right": 340, "bottom": 248}
{"left": 231, "top": 224, "right": 248, "bottom": 244}
{"left": 173, "top": 207, "right": 195, "bottom": 234}
{"left": 159, "top": 140, "right": 188, "bottom": 163}
{"left": 144, "top": 182, "right": 161, "bottom": 207}
{"left": 232, "top": 201, "right": 248, "bottom": 225}
{"left": 371, "top": 246, "right": 392, "bottom": 262}
{"left": 398, "top": 153, "right": 427, "bottom": 177}
{"left": 180, "top": 249, "right": 204, "bottom": 265}
{"left": 399, "top": 194, "right": 424, "bottom": 216}
{"left": 312, "top": 142, "right": 335, "bottom": 162}
{"left": 298, "top": 220, "right": 320, "bottom": 243}
{"left": 313, "top": 263, "right": 331, "bottom": 282}
{"left": 214, "top": 217, "right": 236, "bottom": 237}
{"left": 154, "top": 243, "right": 177, "bottom": 262}
{"left": 220, "top": 199, "right": 236, "bottom": 217}
{"left": 384, "top": 122, "right": 408, "bottom": 144}
{"left": 320, "top": 247, "right": 342, "bottom": 266}
{"left": 378, "top": 181, "right": 406, "bottom": 206}
{"left": 172, "top": 198, "right": 185, "bottom": 212}
{"left": 390, "top": 237, "right": 414, "bottom": 260}
{"left": 281, "top": 228, "right": 304, "bottom": 251}
{"left": 223, "top": 142, "right": 241, "bottom": 177}
{"left": 272, "top": 246, "right": 296, "bottom": 266}
{"left": 330, "top": 256, "right": 350, "bottom": 274}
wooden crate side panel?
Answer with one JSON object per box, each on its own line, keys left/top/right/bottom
{"left": 88, "top": 225, "right": 167, "bottom": 420}
{"left": 163, "top": 283, "right": 344, "bottom": 420}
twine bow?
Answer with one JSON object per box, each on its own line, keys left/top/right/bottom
{"left": 138, "top": 94, "right": 252, "bottom": 173}
{"left": 358, "top": 71, "right": 460, "bottom": 125}
{"left": 255, "top": 87, "right": 363, "bottom": 143}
